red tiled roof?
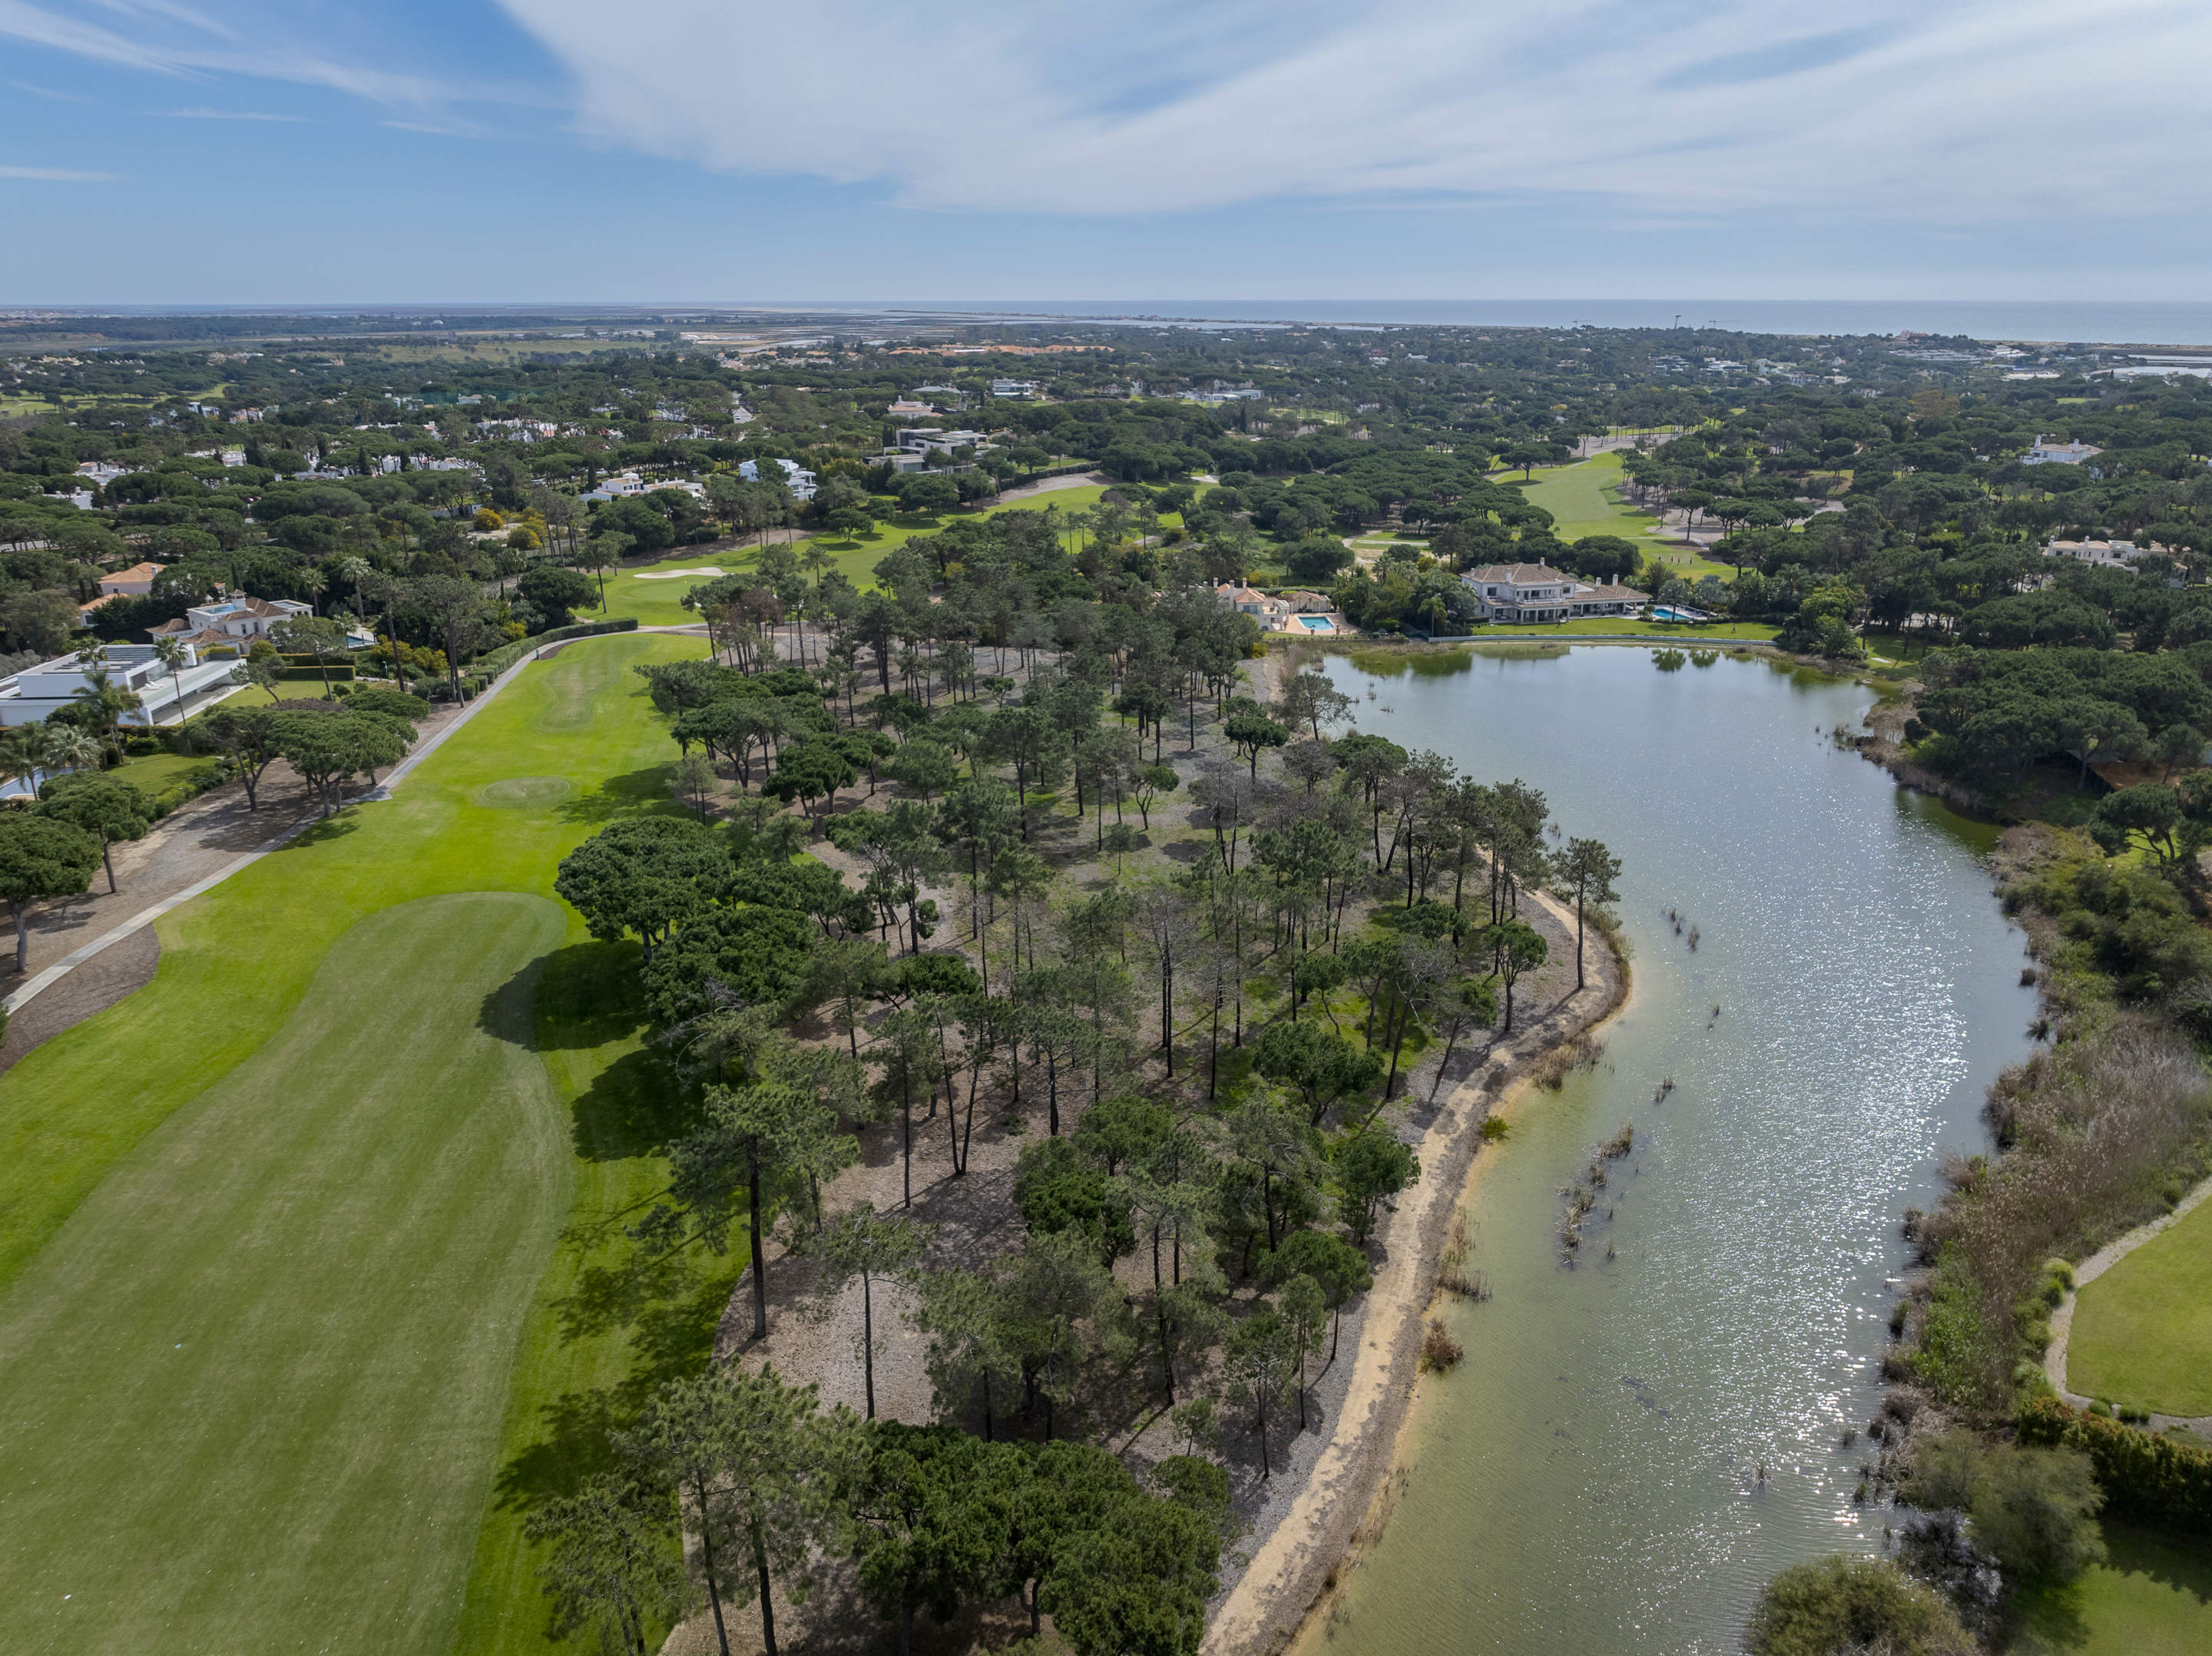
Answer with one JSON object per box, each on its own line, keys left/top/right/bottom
{"left": 1464, "top": 562, "right": 1572, "bottom": 584}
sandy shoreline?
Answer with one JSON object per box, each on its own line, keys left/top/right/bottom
{"left": 1200, "top": 889, "right": 1633, "bottom": 1656}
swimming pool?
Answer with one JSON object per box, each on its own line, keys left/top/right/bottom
{"left": 1296, "top": 614, "right": 1336, "bottom": 631}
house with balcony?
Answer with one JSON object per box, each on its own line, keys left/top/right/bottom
{"left": 147, "top": 595, "right": 313, "bottom": 655}
{"left": 1461, "top": 563, "right": 1650, "bottom": 624}
{"left": 1212, "top": 582, "right": 1291, "bottom": 628}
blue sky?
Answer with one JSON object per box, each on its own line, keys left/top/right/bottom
{"left": 2, "top": 0, "right": 2206, "bottom": 305}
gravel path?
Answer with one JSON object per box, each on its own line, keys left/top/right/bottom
{"left": 0, "top": 923, "right": 160, "bottom": 1077}
{"left": 2044, "top": 1170, "right": 2212, "bottom": 1436}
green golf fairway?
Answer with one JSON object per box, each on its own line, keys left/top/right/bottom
{"left": 592, "top": 484, "right": 1109, "bottom": 628}
{"left": 0, "top": 632, "right": 724, "bottom": 1655}
{"left": 0, "top": 892, "right": 569, "bottom": 1653}
{"left": 1514, "top": 451, "right": 1657, "bottom": 542}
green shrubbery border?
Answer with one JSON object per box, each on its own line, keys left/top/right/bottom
{"left": 469, "top": 616, "right": 639, "bottom": 682}
{"left": 2017, "top": 1395, "right": 2212, "bottom": 1532}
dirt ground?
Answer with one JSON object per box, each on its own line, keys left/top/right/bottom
{"left": 661, "top": 645, "right": 1623, "bottom": 1656}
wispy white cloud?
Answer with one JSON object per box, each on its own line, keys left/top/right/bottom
{"left": 8, "top": 78, "right": 96, "bottom": 102}
{"left": 495, "top": 0, "right": 2212, "bottom": 222}
{"left": 0, "top": 0, "right": 469, "bottom": 104}
{"left": 379, "top": 117, "right": 485, "bottom": 137}
{"left": 81, "top": 0, "right": 232, "bottom": 35}
{"left": 0, "top": 164, "right": 120, "bottom": 181}
{"left": 165, "top": 105, "right": 304, "bottom": 120}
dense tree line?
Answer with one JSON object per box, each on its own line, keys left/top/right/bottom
{"left": 516, "top": 497, "right": 1623, "bottom": 1651}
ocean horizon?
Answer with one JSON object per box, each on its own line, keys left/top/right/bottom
{"left": 849, "top": 299, "right": 2212, "bottom": 348}
{"left": 28, "top": 297, "right": 2212, "bottom": 349}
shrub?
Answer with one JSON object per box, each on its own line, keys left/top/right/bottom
{"left": 1906, "top": 994, "right": 2212, "bottom": 1411}
{"left": 1012, "top": 1137, "right": 1134, "bottom": 1264}
{"left": 344, "top": 687, "right": 432, "bottom": 724}
{"left": 470, "top": 616, "right": 639, "bottom": 680}
{"left": 1745, "top": 1556, "right": 1975, "bottom": 1656}
{"left": 1419, "top": 1318, "right": 1462, "bottom": 1372}
{"left": 2018, "top": 1396, "right": 2212, "bottom": 1532}
{"left": 1966, "top": 1442, "right": 2106, "bottom": 1583}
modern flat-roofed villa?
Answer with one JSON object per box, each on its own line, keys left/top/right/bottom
{"left": 0, "top": 642, "right": 242, "bottom": 728}
{"left": 1460, "top": 563, "right": 1650, "bottom": 624}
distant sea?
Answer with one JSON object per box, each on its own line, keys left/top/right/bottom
{"left": 42, "top": 297, "right": 2212, "bottom": 350}
{"left": 843, "top": 299, "right": 2212, "bottom": 348}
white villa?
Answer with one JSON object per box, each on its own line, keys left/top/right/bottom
{"left": 739, "top": 457, "right": 818, "bottom": 501}
{"left": 1212, "top": 581, "right": 1344, "bottom": 634}
{"left": 2045, "top": 538, "right": 2177, "bottom": 572}
{"left": 584, "top": 472, "right": 710, "bottom": 503}
{"left": 2022, "top": 436, "right": 2102, "bottom": 467}
{"left": 1213, "top": 582, "right": 1292, "bottom": 627}
{"left": 147, "top": 595, "right": 314, "bottom": 654}
{"left": 894, "top": 427, "right": 987, "bottom": 459}
{"left": 0, "top": 642, "right": 242, "bottom": 729}
{"left": 1461, "top": 563, "right": 1650, "bottom": 624}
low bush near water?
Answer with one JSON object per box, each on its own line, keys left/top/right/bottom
{"left": 1746, "top": 1555, "right": 1975, "bottom": 1656}
{"left": 1419, "top": 1318, "right": 1463, "bottom": 1372}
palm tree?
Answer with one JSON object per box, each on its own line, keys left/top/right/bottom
{"left": 0, "top": 725, "right": 45, "bottom": 797}
{"left": 336, "top": 556, "right": 375, "bottom": 634}
{"left": 70, "top": 670, "right": 141, "bottom": 740}
{"left": 151, "top": 636, "right": 192, "bottom": 725}
{"left": 42, "top": 724, "right": 102, "bottom": 774}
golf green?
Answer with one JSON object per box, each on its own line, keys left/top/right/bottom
{"left": 2069, "top": 1190, "right": 2212, "bottom": 1417}
{"left": 0, "top": 893, "right": 569, "bottom": 1653}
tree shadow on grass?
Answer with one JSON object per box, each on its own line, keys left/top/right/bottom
{"left": 285, "top": 812, "right": 363, "bottom": 849}
{"left": 526, "top": 939, "right": 650, "bottom": 1050}
{"left": 495, "top": 1240, "right": 737, "bottom": 1515}
{"left": 517, "top": 939, "right": 703, "bottom": 1166}
{"left": 555, "top": 763, "right": 681, "bottom": 826}
{"left": 566, "top": 1045, "right": 698, "bottom": 1167}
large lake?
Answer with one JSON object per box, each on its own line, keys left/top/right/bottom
{"left": 1299, "top": 646, "right": 2036, "bottom": 1656}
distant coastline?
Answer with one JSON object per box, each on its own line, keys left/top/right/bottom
{"left": 866, "top": 298, "right": 2212, "bottom": 349}
{"left": 24, "top": 297, "right": 2212, "bottom": 349}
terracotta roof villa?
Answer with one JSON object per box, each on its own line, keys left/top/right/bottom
{"left": 147, "top": 594, "right": 314, "bottom": 654}
{"left": 1460, "top": 562, "right": 1650, "bottom": 624}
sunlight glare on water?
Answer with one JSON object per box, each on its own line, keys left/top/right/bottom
{"left": 1297, "top": 647, "right": 2035, "bottom": 1656}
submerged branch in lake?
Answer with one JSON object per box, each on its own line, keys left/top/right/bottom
{"left": 1436, "top": 1210, "right": 1489, "bottom": 1301}
{"left": 1558, "top": 1122, "right": 1637, "bottom": 1261}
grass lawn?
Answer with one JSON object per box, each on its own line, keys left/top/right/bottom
{"left": 1507, "top": 453, "right": 1740, "bottom": 582}
{"left": 0, "top": 893, "right": 569, "bottom": 1652}
{"left": 2069, "top": 1191, "right": 2212, "bottom": 1416}
{"left": 108, "top": 748, "right": 220, "bottom": 795}
{"left": 1644, "top": 544, "right": 1743, "bottom": 582}
{"left": 2010, "top": 1521, "right": 2212, "bottom": 1655}
{"left": 1508, "top": 451, "right": 1664, "bottom": 544}
{"left": 0, "top": 631, "right": 725, "bottom": 1655}
{"left": 592, "top": 484, "right": 1112, "bottom": 628}
{"left": 1469, "top": 618, "right": 1780, "bottom": 641}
